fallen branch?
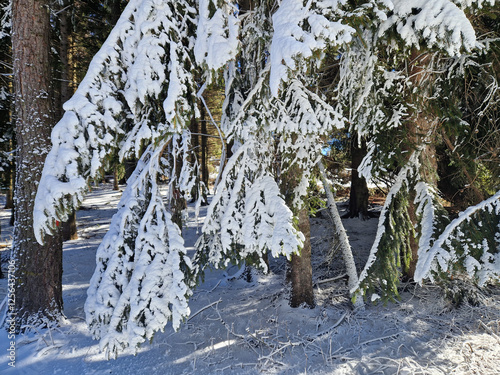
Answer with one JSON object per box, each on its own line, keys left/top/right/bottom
{"left": 479, "top": 320, "right": 500, "bottom": 344}
{"left": 315, "top": 273, "right": 348, "bottom": 286}
{"left": 306, "top": 312, "right": 347, "bottom": 340}
{"left": 188, "top": 299, "right": 222, "bottom": 322}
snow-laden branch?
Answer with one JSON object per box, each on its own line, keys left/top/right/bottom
{"left": 269, "top": 0, "right": 354, "bottom": 96}
{"left": 34, "top": 0, "right": 199, "bottom": 244}
{"left": 380, "top": 0, "right": 478, "bottom": 55}
{"left": 451, "top": 0, "right": 497, "bottom": 9}
{"left": 85, "top": 142, "right": 194, "bottom": 357}
{"left": 415, "top": 190, "right": 500, "bottom": 285}
{"left": 195, "top": 141, "right": 304, "bottom": 273}
{"left": 195, "top": 0, "right": 239, "bottom": 71}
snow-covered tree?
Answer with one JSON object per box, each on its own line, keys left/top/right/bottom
{"left": 34, "top": 0, "right": 200, "bottom": 242}
{"left": 349, "top": 0, "right": 500, "bottom": 301}
{"left": 33, "top": 0, "right": 500, "bottom": 355}
{"left": 34, "top": 0, "right": 202, "bottom": 355}
{"left": 194, "top": 0, "right": 360, "bottom": 307}
{"left": 85, "top": 141, "right": 195, "bottom": 357}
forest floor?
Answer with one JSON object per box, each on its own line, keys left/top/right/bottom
{"left": 0, "top": 184, "right": 499, "bottom": 374}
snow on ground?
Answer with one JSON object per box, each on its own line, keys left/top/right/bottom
{"left": 0, "top": 184, "right": 499, "bottom": 374}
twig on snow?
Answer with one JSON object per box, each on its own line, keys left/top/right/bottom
{"left": 188, "top": 299, "right": 222, "bottom": 322}
{"left": 315, "top": 273, "right": 348, "bottom": 286}
{"left": 306, "top": 312, "right": 347, "bottom": 340}
{"left": 357, "top": 333, "right": 399, "bottom": 347}
{"left": 479, "top": 320, "right": 500, "bottom": 343}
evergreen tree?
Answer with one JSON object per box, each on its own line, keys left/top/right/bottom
{"left": 35, "top": 0, "right": 203, "bottom": 356}
{"left": 350, "top": 0, "right": 500, "bottom": 301}
{"left": 33, "top": 0, "right": 500, "bottom": 355}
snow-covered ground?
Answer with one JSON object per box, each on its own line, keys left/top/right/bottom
{"left": 0, "top": 185, "right": 499, "bottom": 374}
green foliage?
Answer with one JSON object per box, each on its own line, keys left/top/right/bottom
{"left": 361, "top": 185, "right": 415, "bottom": 302}
{"left": 307, "top": 175, "right": 327, "bottom": 218}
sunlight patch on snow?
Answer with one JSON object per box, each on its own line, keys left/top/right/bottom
{"left": 172, "top": 339, "right": 238, "bottom": 365}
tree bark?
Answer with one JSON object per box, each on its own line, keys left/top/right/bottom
{"left": 347, "top": 135, "right": 369, "bottom": 220}
{"left": 401, "top": 50, "right": 438, "bottom": 281}
{"left": 12, "top": 0, "right": 63, "bottom": 327}
{"left": 113, "top": 165, "right": 120, "bottom": 190}
{"left": 281, "top": 163, "right": 315, "bottom": 308}
{"left": 290, "top": 207, "right": 315, "bottom": 308}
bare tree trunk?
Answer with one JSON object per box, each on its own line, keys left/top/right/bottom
{"left": 189, "top": 116, "right": 200, "bottom": 201}
{"left": 12, "top": 0, "right": 64, "bottom": 327}
{"left": 170, "top": 140, "right": 187, "bottom": 229}
{"left": 290, "top": 207, "right": 315, "bottom": 308}
{"left": 113, "top": 165, "right": 120, "bottom": 190}
{"left": 347, "top": 135, "right": 369, "bottom": 220}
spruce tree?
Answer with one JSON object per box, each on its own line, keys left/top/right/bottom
{"left": 32, "top": 0, "right": 500, "bottom": 355}
{"left": 350, "top": 0, "right": 500, "bottom": 300}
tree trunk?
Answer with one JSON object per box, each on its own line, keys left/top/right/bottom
{"left": 200, "top": 107, "right": 209, "bottom": 189}
{"left": 401, "top": 50, "right": 438, "bottom": 281}
{"left": 122, "top": 158, "right": 137, "bottom": 183}
{"left": 290, "top": 207, "right": 315, "bottom": 308}
{"left": 347, "top": 135, "right": 369, "bottom": 220}
{"left": 108, "top": 0, "right": 123, "bottom": 26}
{"left": 12, "top": 0, "right": 64, "bottom": 327}
{"left": 281, "top": 163, "right": 315, "bottom": 308}
{"left": 113, "top": 165, "right": 120, "bottom": 190}
{"left": 170, "top": 141, "right": 187, "bottom": 229}
{"left": 59, "top": 2, "right": 71, "bottom": 113}
{"left": 59, "top": 2, "right": 78, "bottom": 241}
{"left": 189, "top": 116, "right": 200, "bottom": 201}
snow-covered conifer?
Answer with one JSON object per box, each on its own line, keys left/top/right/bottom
{"left": 33, "top": 0, "right": 202, "bottom": 355}
{"left": 85, "top": 143, "right": 194, "bottom": 357}
{"left": 350, "top": 0, "right": 500, "bottom": 300}
{"left": 195, "top": 141, "right": 304, "bottom": 271}
{"left": 195, "top": 0, "right": 352, "bottom": 277}
{"left": 379, "top": 0, "right": 478, "bottom": 56}
{"left": 34, "top": 0, "right": 199, "bottom": 243}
